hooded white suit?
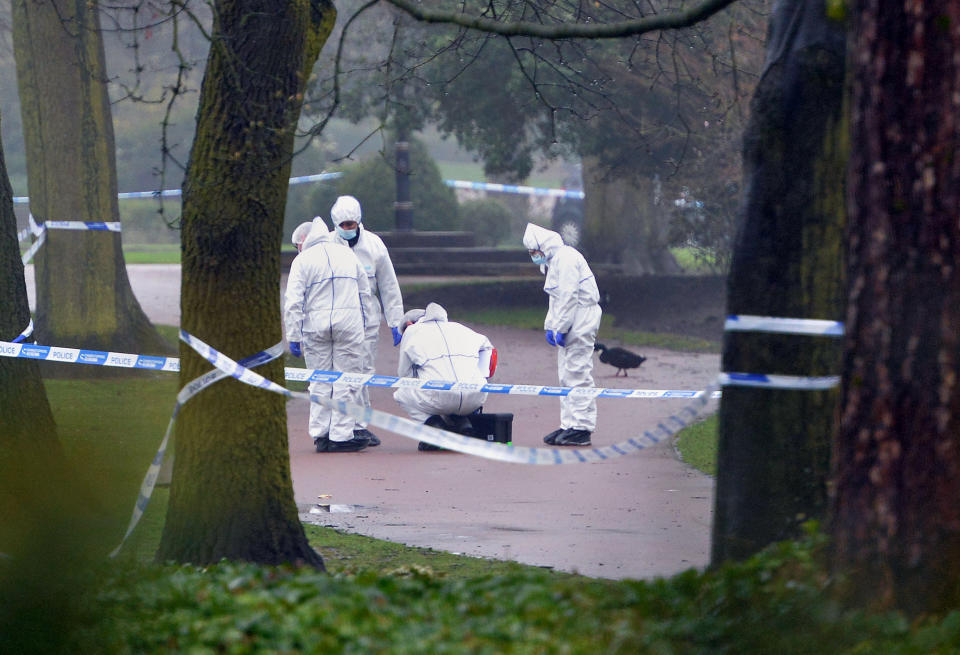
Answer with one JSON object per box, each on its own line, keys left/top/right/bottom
{"left": 284, "top": 232, "right": 376, "bottom": 442}
{"left": 393, "top": 303, "right": 493, "bottom": 423}
{"left": 523, "top": 223, "right": 602, "bottom": 431}
{"left": 329, "top": 197, "right": 404, "bottom": 431}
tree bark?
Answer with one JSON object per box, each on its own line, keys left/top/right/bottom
{"left": 0, "top": 109, "right": 102, "bottom": 655}
{"left": 581, "top": 156, "right": 680, "bottom": 274}
{"left": 711, "top": 1, "right": 846, "bottom": 563}
{"left": 157, "top": 0, "right": 334, "bottom": 567}
{"left": 11, "top": 0, "right": 169, "bottom": 367}
{"left": 832, "top": 1, "right": 960, "bottom": 615}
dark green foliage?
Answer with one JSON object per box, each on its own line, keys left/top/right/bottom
{"left": 459, "top": 198, "right": 513, "bottom": 246}
{"left": 64, "top": 528, "right": 960, "bottom": 653}
{"left": 306, "top": 137, "right": 460, "bottom": 232}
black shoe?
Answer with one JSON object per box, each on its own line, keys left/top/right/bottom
{"left": 354, "top": 428, "right": 380, "bottom": 446}
{"left": 553, "top": 429, "right": 592, "bottom": 447}
{"left": 420, "top": 416, "right": 447, "bottom": 451}
{"left": 543, "top": 428, "right": 564, "bottom": 445}
{"left": 313, "top": 435, "right": 329, "bottom": 452}
{"left": 314, "top": 435, "right": 368, "bottom": 452}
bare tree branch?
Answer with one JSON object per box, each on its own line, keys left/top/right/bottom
{"left": 382, "top": 0, "right": 739, "bottom": 39}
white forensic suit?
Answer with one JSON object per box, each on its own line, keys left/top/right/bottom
{"left": 522, "top": 223, "right": 602, "bottom": 432}
{"left": 284, "top": 233, "right": 376, "bottom": 443}
{"left": 329, "top": 204, "right": 404, "bottom": 431}
{"left": 393, "top": 303, "right": 493, "bottom": 423}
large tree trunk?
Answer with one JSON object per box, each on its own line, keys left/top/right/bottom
{"left": 832, "top": 1, "right": 960, "bottom": 615}
{"left": 157, "top": 0, "right": 334, "bottom": 567}
{"left": 581, "top": 156, "right": 680, "bottom": 274}
{"left": 0, "top": 109, "right": 101, "bottom": 655}
{"left": 11, "top": 0, "right": 168, "bottom": 364}
{"left": 711, "top": 2, "right": 846, "bottom": 563}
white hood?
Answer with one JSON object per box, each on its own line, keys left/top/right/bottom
{"left": 522, "top": 223, "right": 563, "bottom": 259}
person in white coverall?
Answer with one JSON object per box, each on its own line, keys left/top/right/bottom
{"left": 328, "top": 195, "right": 404, "bottom": 447}
{"left": 291, "top": 216, "right": 331, "bottom": 252}
{"left": 284, "top": 229, "right": 376, "bottom": 452}
{"left": 522, "top": 223, "right": 602, "bottom": 447}
{"left": 393, "top": 303, "right": 496, "bottom": 451}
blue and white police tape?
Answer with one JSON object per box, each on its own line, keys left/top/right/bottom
{"left": 718, "top": 372, "right": 839, "bottom": 390}
{"left": 0, "top": 338, "right": 722, "bottom": 397}
{"left": 725, "top": 314, "right": 844, "bottom": 337}
{"left": 0, "top": 335, "right": 841, "bottom": 394}
{"left": 0, "top": 339, "right": 180, "bottom": 371}
{"left": 181, "top": 330, "right": 719, "bottom": 465}
{"left": 20, "top": 230, "right": 44, "bottom": 265}
{"left": 19, "top": 215, "right": 122, "bottom": 265}
{"left": 14, "top": 172, "right": 581, "bottom": 203}
{"left": 444, "top": 179, "right": 585, "bottom": 199}
{"left": 110, "top": 343, "right": 284, "bottom": 556}
{"left": 11, "top": 319, "right": 33, "bottom": 344}
{"left": 283, "top": 365, "right": 721, "bottom": 400}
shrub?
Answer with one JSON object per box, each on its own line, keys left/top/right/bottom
{"left": 302, "top": 135, "right": 460, "bottom": 233}
{"left": 458, "top": 198, "right": 513, "bottom": 246}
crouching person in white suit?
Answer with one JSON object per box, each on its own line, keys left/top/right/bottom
{"left": 284, "top": 229, "right": 376, "bottom": 453}
{"left": 393, "top": 303, "right": 497, "bottom": 451}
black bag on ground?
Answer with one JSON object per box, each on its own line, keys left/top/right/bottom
{"left": 467, "top": 412, "right": 513, "bottom": 445}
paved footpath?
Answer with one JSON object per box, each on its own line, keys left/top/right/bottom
{"left": 27, "top": 264, "right": 719, "bottom": 579}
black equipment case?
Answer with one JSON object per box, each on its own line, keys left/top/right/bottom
{"left": 467, "top": 412, "right": 513, "bottom": 445}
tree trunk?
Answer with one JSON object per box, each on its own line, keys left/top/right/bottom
{"left": 832, "top": 1, "right": 960, "bottom": 615}
{"left": 0, "top": 109, "right": 102, "bottom": 655}
{"left": 711, "top": 2, "right": 846, "bottom": 563}
{"left": 157, "top": 0, "right": 334, "bottom": 567}
{"left": 581, "top": 156, "right": 680, "bottom": 274}
{"left": 11, "top": 0, "right": 168, "bottom": 366}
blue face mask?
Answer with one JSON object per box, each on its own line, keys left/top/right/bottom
{"left": 531, "top": 253, "right": 547, "bottom": 266}
{"left": 337, "top": 226, "right": 358, "bottom": 240}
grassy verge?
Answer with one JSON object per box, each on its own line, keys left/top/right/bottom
{"left": 122, "top": 243, "right": 180, "bottom": 264}
{"left": 673, "top": 415, "right": 718, "bottom": 476}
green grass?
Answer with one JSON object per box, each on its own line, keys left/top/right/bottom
{"left": 674, "top": 415, "right": 718, "bottom": 476}
{"left": 456, "top": 306, "right": 719, "bottom": 353}
{"left": 122, "top": 243, "right": 180, "bottom": 264}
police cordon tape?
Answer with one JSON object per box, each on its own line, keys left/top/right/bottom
{"left": 0, "top": 314, "right": 843, "bottom": 392}
{"left": 724, "top": 314, "right": 844, "bottom": 337}
{"left": 12, "top": 319, "right": 33, "bottom": 344}
{"left": 13, "top": 171, "right": 584, "bottom": 204}
{"left": 110, "top": 343, "right": 284, "bottom": 557}
{"left": 179, "top": 329, "right": 718, "bottom": 468}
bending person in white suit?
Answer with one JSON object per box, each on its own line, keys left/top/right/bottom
{"left": 393, "top": 303, "right": 497, "bottom": 451}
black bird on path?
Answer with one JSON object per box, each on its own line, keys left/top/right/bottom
{"left": 594, "top": 343, "right": 646, "bottom": 377}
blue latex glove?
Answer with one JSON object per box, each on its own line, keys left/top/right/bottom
{"left": 555, "top": 332, "right": 567, "bottom": 347}
{"left": 545, "top": 330, "right": 556, "bottom": 347}
{"left": 391, "top": 326, "right": 403, "bottom": 347}
{"left": 289, "top": 341, "right": 302, "bottom": 358}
